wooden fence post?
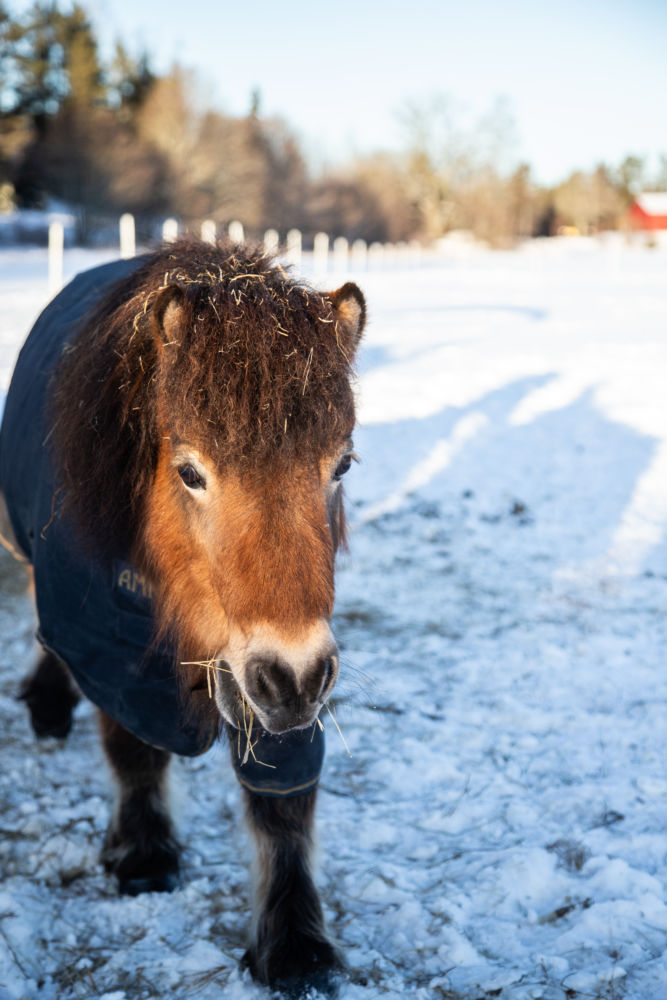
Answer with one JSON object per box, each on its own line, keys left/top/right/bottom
{"left": 48, "top": 220, "right": 64, "bottom": 297}
{"left": 228, "top": 220, "right": 244, "bottom": 244}
{"left": 264, "top": 229, "right": 279, "bottom": 255}
{"left": 369, "top": 242, "right": 384, "bottom": 268}
{"left": 333, "top": 236, "right": 349, "bottom": 273}
{"left": 286, "top": 229, "right": 302, "bottom": 268}
{"left": 119, "top": 213, "right": 135, "bottom": 259}
{"left": 162, "top": 218, "right": 178, "bottom": 243}
{"left": 351, "top": 239, "right": 368, "bottom": 270}
{"left": 409, "top": 240, "right": 422, "bottom": 267}
{"left": 201, "top": 219, "right": 216, "bottom": 244}
{"left": 384, "top": 243, "right": 397, "bottom": 266}
{"left": 313, "top": 232, "right": 329, "bottom": 276}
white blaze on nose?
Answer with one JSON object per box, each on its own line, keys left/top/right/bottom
{"left": 243, "top": 618, "right": 338, "bottom": 684}
{"left": 211, "top": 618, "right": 338, "bottom": 725}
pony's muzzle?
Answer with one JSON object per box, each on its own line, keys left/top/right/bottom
{"left": 243, "top": 646, "right": 339, "bottom": 734}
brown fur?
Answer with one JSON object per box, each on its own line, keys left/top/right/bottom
{"left": 143, "top": 459, "right": 335, "bottom": 649}
{"left": 51, "top": 239, "right": 360, "bottom": 556}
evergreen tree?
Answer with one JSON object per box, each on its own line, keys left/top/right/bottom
{"left": 2, "top": 2, "right": 69, "bottom": 135}
{"left": 60, "top": 4, "right": 104, "bottom": 108}
{"left": 615, "top": 155, "right": 646, "bottom": 204}
{"left": 109, "top": 42, "right": 155, "bottom": 118}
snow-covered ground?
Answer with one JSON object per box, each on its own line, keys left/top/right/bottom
{"left": 1, "top": 239, "right": 667, "bottom": 999}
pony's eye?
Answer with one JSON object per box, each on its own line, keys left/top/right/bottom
{"left": 177, "top": 464, "right": 206, "bottom": 490}
{"left": 333, "top": 454, "right": 352, "bottom": 481}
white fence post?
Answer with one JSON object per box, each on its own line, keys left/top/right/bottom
{"left": 162, "top": 218, "right": 178, "bottom": 243}
{"left": 397, "top": 241, "right": 411, "bottom": 266}
{"left": 228, "top": 220, "right": 244, "bottom": 244}
{"left": 351, "top": 239, "right": 368, "bottom": 270}
{"left": 48, "top": 220, "right": 64, "bottom": 297}
{"left": 264, "top": 228, "right": 279, "bottom": 255}
{"left": 286, "top": 228, "right": 302, "bottom": 269}
{"left": 313, "top": 232, "right": 329, "bottom": 276}
{"left": 409, "top": 240, "right": 422, "bottom": 267}
{"left": 201, "top": 219, "right": 216, "bottom": 244}
{"left": 369, "top": 242, "right": 384, "bottom": 268}
{"left": 119, "top": 213, "right": 135, "bottom": 259}
{"left": 384, "top": 243, "right": 398, "bottom": 267}
{"left": 333, "top": 236, "right": 349, "bottom": 273}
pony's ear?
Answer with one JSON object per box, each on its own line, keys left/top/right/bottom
{"left": 152, "top": 285, "right": 186, "bottom": 349}
{"left": 329, "top": 282, "right": 366, "bottom": 358}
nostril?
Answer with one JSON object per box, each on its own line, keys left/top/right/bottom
{"left": 256, "top": 668, "right": 271, "bottom": 700}
{"left": 245, "top": 658, "right": 296, "bottom": 713}
{"left": 318, "top": 655, "right": 337, "bottom": 702}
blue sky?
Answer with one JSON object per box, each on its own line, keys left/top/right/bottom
{"left": 12, "top": 0, "right": 667, "bottom": 183}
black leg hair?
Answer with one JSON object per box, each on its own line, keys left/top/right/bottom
{"left": 243, "top": 787, "right": 343, "bottom": 989}
{"left": 18, "top": 650, "right": 79, "bottom": 738}
{"left": 98, "top": 711, "right": 180, "bottom": 895}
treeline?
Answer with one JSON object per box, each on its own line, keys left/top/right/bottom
{"left": 0, "top": 3, "right": 313, "bottom": 240}
{"left": 1, "top": 3, "right": 666, "bottom": 246}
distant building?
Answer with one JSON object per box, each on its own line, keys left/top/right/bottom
{"left": 629, "top": 192, "right": 667, "bottom": 232}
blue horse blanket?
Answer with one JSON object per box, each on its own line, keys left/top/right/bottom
{"left": 0, "top": 258, "right": 324, "bottom": 794}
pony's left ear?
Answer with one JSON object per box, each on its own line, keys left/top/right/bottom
{"left": 152, "top": 285, "right": 186, "bottom": 350}
{"left": 329, "top": 282, "right": 366, "bottom": 358}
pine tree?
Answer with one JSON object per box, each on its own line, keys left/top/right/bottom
{"left": 60, "top": 4, "right": 104, "bottom": 108}
{"left": 110, "top": 42, "right": 155, "bottom": 118}
{"left": 3, "top": 2, "right": 69, "bottom": 135}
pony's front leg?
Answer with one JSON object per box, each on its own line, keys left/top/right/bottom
{"left": 244, "top": 788, "right": 343, "bottom": 987}
{"left": 18, "top": 650, "right": 79, "bottom": 738}
{"left": 98, "top": 711, "right": 180, "bottom": 895}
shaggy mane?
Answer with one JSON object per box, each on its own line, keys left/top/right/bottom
{"left": 51, "top": 238, "right": 357, "bottom": 554}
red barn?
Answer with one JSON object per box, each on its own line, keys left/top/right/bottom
{"left": 629, "top": 192, "right": 667, "bottom": 231}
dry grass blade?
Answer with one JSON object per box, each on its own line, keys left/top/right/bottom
{"left": 301, "top": 346, "right": 314, "bottom": 395}
{"left": 181, "top": 658, "right": 277, "bottom": 769}
{"left": 240, "top": 695, "right": 276, "bottom": 769}
{"left": 180, "top": 657, "right": 233, "bottom": 701}
{"left": 180, "top": 657, "right": 232, "bottom": 671}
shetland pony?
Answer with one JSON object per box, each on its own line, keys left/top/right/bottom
{"left": 0, "top": 239, "right": 365, "bottom": 988}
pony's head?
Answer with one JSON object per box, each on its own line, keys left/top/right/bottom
{"left": 54, "top": 241, "right": 365, "bottom": 735}
{"left": 144, "top": 266, "right": 365, "bottom": 733}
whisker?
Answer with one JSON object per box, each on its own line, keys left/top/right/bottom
{"left": 325, "top": 702, "right": 352, "bottom": 757}
{"left": 331, "top": 656, "right": 378, "bottom": 708}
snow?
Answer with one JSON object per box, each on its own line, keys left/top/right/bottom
{"left": 1, "top": 239, "right": 667, "bottom": 998}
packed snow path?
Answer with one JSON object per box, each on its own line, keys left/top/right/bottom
{"left": 0, "top": 240, "right": 666, "bottom": 999}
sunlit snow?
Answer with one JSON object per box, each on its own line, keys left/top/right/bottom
{"left": 1, "top": 238, "right": 666, "bottom": 999}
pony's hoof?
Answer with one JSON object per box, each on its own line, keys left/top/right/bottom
{"left": 244, "top": 935, "right": 344, "bottom": 994}
{"left": 18, "top": 680, "right": 75, "bottom": 739}
{"left": 272, "top": 969, "right": 342, "bottom": 999}
{"left": 102, "top": 833, "right": 181, "bottom": 896}
{"left": 29, "top": 711, "right": 73, "bottom": 739}
{"left": 119, "top": 871, "right": 181, "bottom": 896}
